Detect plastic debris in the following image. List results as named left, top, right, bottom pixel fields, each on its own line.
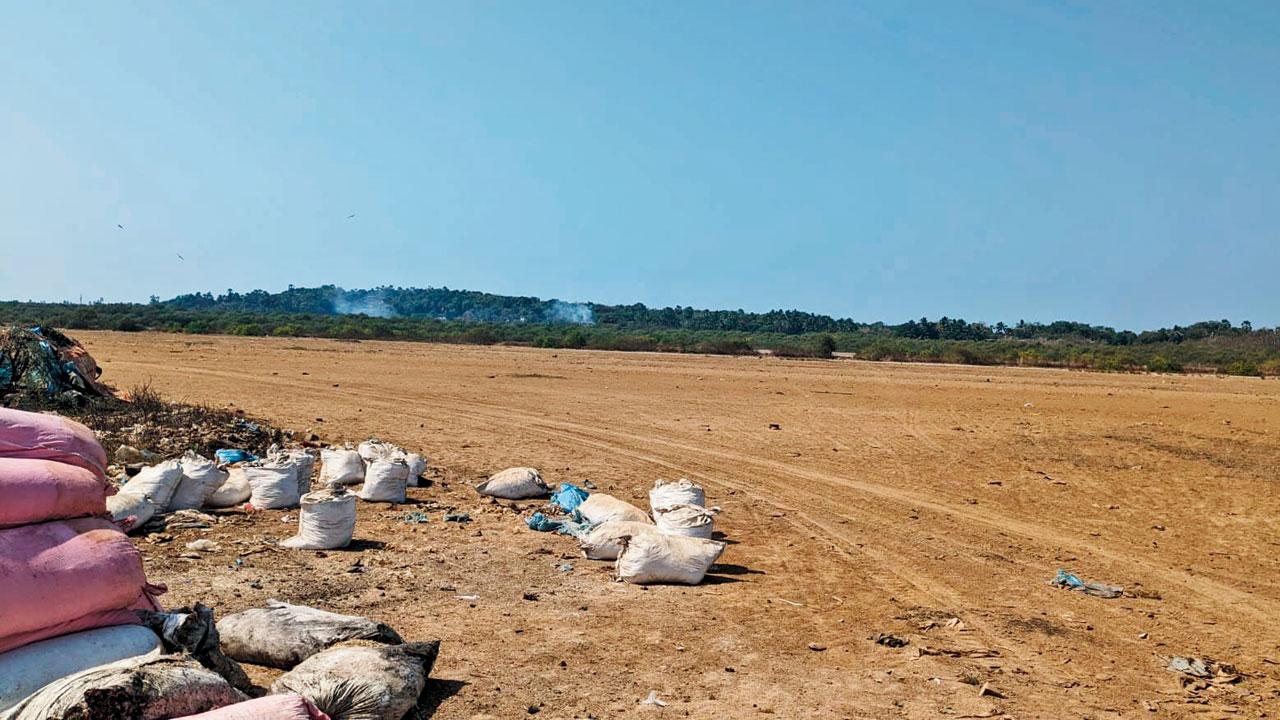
left=1050, top=569, right=1124, bottom=598
left=550, top=482, right=589, bottom=513
left=558, top=563, right=574, bottom=573
left=1167, top=656, right=1239, bottom=684
left=525, top=512, right=595, bottom=538
left=873, top=633, right=908, bottom=648
left=443, top=512, right=471, bottom=523
left=214, top=449, right=256, bottom=465
left=402, top=511, right=431, bottom=524
left=641, top=691, right=667, bottom=707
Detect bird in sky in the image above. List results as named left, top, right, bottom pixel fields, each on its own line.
left=117, top=224, right=123, bottom=229
left=346, top=213, right=356, bottom=219
left=176, top=253, right=185, bottom=260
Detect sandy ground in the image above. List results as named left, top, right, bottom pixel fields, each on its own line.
left=79, top=331, right=1280, bottom=719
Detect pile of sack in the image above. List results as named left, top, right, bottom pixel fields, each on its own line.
left=0, top=407, right=168, bottom=714
left=509, top=471, right=728, bottom=585
left=108, top=438, right=427, bottom=553
left=0, top=408, right=442, bottom=718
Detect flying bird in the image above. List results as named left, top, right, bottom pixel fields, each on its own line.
left=346, top=213, right=356, bottom=219
left=117, top=224, right=123, bottom=229
left=176, top=253, right=185, bottom=260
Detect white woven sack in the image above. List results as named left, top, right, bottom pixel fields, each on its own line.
left=319, top=449, right=365, bottom=485
left=649, top=478, right=705, bottom=511
left=577, top=493, right=652, bottom=525
left=358, top=459, right=408, bottom=503
left=615, top=533, right=725, bottom=585
left=280, top=488, right=357, bottom=550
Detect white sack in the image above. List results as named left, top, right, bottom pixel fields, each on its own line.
left=615, top=533, right=725, bottom=585
left=170, top=452, right=229, bottom=511
left=357, top=439, right=400, bottom=463
left=403, top=452, right=427, bottom=487
left=475, top=467, right=549, bottom=499
left=650, top=478, right=706, bottom=511
left=106, top=492, right=156, bottom=529
left=271, top=642, right=439, bottom=720
left=217, top=600, right=403, bottom=670
left=0, top=624, right=162, bottom=713
left=0, top=654, right=245, bottom=720
left=577, top=493, right=653, bottom=525
left=358, top=458, right=408, bottom=503
left=120, top=459, right=183, bottom=512
left=319, top=448, right=364, bottom=486
left=281, top=488, right=357, bottom=550
left=245, top=461, right=299, bottom=509
left=286, top=449, right=316, bottom=495
left=204, top=467, right=251, bottom=508
left=579, top=521, right=660, bottom=561
left=654, top=503, right=719, bottom=539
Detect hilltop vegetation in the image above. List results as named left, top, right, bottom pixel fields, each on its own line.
left=2, top=285, right=1278, bottom=375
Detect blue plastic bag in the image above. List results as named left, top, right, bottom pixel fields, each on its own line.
left=550, top=483, right=589, bottom=513
left=215, top=448, right=257, bottom=464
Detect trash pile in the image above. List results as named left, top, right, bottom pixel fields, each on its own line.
left=509, top=474, right=727, bottom=585
left=0, top=406, right=440, bottom=718
left=0, top=326, right=114, bottom=403
left=108, top=437, right=428, bottom=551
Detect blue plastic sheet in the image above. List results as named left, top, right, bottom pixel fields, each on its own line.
left=1050, top=569, right=1123, bottom=598
left=525, top=512, right=595, bottom=539
left=215, top=448, right=257, bottom=464
left=550, top=483, right=589, bottom=513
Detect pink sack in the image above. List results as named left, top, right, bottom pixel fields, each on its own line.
left=0, top=457, right=113, bottom=528
left=0, top=408, right=107, bottom=478
left=173, top=694, right=331, bottom=720
left=0, top=517, right=164, bottom=654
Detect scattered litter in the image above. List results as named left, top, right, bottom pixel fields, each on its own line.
left=164, top=509, right=219, bottom=530
left=873, top=633, right=908, bottom=648
left=456, top=594, right=479, bottom=601
left=550, top=482, right=590, bottom=513
left=522, top=591, right=539, bottom=601
left=977, top=682, right=1005, bottom=698
left=1049, top=569, right=1123, bottom=598
left=558, top=563, right=574, bottom=573
left=917, top=646, right=999, bottom=658
left=443, top=512, right=471, bottom=523
left=526, top=512, right=594, bottom=538
left=768, top=423, right=781, bottom=430
left=640, top=691, right=667, bottom=707
left=807, top=642, right=826, bottom=651
left=403, top=511, right=431, bottom=524
left=1166, top=656, right=1239, bottom=685
left=185, top=539, right=220, bottom=552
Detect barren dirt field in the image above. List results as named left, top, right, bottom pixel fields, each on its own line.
left=80, top=331, right=1280, bottom=719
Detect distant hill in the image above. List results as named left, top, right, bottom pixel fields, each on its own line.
left=2, top=285, right=1277, bottom=376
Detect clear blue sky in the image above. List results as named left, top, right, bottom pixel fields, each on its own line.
left=3, top=1, right=1277, bottom=330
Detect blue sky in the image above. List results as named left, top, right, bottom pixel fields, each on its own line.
left=2, top=1, right=1277, bottom=330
